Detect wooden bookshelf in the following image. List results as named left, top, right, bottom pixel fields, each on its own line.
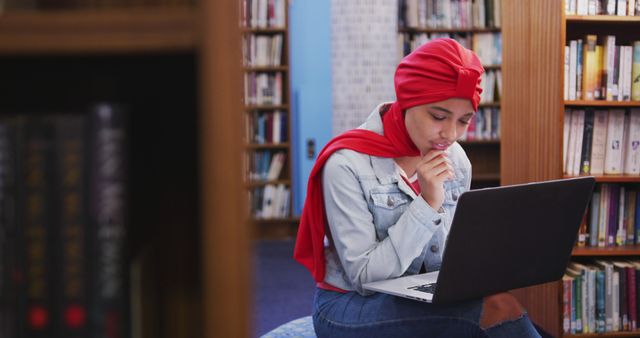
left=572, top=246, right=640, bottom=256
left=0, top=1, right=250, bottom=338
left=565, top=100, right=640, bottom=107
left=564, top=175, right=640, bottom=183
left=0, top=7, right=196, bottom=54
left=241, top=1, right=295, bottom=235
left=502, top=1, right=640, bottom=337
left=397, top=1, right=502, bottom=189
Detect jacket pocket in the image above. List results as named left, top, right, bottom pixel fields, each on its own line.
left=369, top=190, right=410, bottom=239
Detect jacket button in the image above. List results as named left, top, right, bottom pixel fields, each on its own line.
left=387, top=196, right=394, bottom=207
left=430, top=245, right=439, bottom=253
left=452, top=193, right=458, bottom=201
left=433, top=218, right=441, bottom=225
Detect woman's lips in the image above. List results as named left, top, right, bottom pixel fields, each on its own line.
left=431, top=142, right=451, bottom=150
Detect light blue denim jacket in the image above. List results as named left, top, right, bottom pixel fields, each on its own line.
left=321, top=103, right=472, bottom=295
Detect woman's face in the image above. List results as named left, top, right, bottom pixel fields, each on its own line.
left=404, top=98, right=475, bottom=155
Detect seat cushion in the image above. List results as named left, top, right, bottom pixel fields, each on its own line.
left=261, top=316, right=316, bottom=338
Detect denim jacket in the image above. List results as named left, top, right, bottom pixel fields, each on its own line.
left=321, top=103, right=472, bottom=295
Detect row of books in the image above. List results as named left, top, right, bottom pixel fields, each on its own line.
left=247, top=150, right=285, bottom=182
left=479, top=69, right=501, bottom=104
left=398, top=0, right=501, bottom=30
left=250, top=184, right=290, bottom=219
left=0, top=0, right=192, bottom=10
left=242, top=33, right=284, bottom=67
left=459, top=107, right=500, bottom=141
left=245, top=110, right=287, bottom=144
left=565, top=37, right=640, bottom=102
left=243, top=72, right=283, bottom=106
left=0, top=105, right=128, bottom=338
left=566, top=0, right=640, bottom=16
left=563, top=260, right=640, bottom=334
left=579, top=184, right=640, bottom=248
left=397, top=32, right=502, bottom=66
left=563, top=108, right=640, bottom=176
left=240, top=0, right=286, bottom=29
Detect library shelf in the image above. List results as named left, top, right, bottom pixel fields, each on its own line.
left=245, top=179, right=291, bottom=188
left=0, top=7, right=196, bottom=54
left=246, top=143, right=290, bottom=150
left=566, top=15, right=640, bottom=23
left=241, top=27, right=286, bottom=34
left=563, top=175, right=640, bottom=183
left=243, top=66, right=288, bottom=72
left=572, top=246, right=640, bottom=256
left=244, top=104, right=289, bottom=111
left=564, top=331, right=640, bottom=337
left=564, top=100, right=640, bottom=107
left=502, top=2, right=640, bottom=337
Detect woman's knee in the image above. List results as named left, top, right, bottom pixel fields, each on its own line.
left=479, top=293, right=525, bottom=329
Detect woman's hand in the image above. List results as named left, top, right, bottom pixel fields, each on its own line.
left=416, top=150, right=455, bottom=212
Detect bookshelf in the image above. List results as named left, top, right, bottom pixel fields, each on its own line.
left=0, top=1, right=249, bottom=338
left=502, top=1, right=640, bottom=337
left=240, top=0, right=298, bottom=238
left=397, top=0, right=502, bottom=189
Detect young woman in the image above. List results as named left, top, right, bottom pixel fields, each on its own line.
left=294, top=38, right=541, bottom=338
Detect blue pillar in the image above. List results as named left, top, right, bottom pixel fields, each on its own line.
left=290, top=0, right=333, bottom=216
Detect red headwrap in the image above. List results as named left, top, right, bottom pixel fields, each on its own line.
left=293, top=38, right=484, bottom=283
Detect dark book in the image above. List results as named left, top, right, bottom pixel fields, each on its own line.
left=20, top=117, right=57, bottom=338
left=0, top=119, right=18, bottom=338
left=580, top=109, right=595, bottom=175
left=53, top=115, right=88, bottom=338
left=86, top=103, right=129, bottom=338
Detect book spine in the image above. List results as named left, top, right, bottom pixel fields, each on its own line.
left=21, top=117, right=56, bottom=338
left=87, top=103, right=129, bottom=338
left=54, top=115, right=87, bottom=338
left=633, top=41, right=640, bottom=101
left=581, top=109, right=595, bottom=174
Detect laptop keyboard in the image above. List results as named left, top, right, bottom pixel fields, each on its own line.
left=409, top=283, right=437, bottom=294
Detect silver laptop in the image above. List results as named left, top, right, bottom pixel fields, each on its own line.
left=363, top=177, right=595, bottom=304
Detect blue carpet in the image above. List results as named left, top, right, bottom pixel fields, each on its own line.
left=253, top=239, right=316, bottom=337
left=253, top=239, right=555, bottom=338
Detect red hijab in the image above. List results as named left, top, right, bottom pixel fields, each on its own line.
left=293, top=38, right=485, bottom=282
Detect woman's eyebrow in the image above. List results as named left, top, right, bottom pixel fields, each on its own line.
left=429, top=106, right=475, bottom=117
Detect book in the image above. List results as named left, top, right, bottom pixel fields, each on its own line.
left=623, top=109, right=640, bottom=175
left=21, top=117, right=56, bottom=338
left=590, top=109, right=609, bottom=176
left=582, top=35, right=600, bottom=100
left=633, top=41, right=640, bottom=101
left=53, top=115, right=87, bottom=338
left=604, top=109, right=625, bottom=174
left=581, top=109, right=595, bottom=174
left=86, top=103, right=129, bottom=338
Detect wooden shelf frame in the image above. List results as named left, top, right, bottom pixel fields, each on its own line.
left=0, top=7, right=197, bottom=54
left=502, top=2, right=640, bottom=337
left=566, top=15, right=640, bottom=23
left=565, top=100, right=640, bottom=107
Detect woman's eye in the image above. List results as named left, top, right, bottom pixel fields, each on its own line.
left=431, top=114, right=446, bottom=121
left=459, top=119, right=471, bottom=125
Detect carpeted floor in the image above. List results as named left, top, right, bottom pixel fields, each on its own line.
left=253, top=239, right=316, bottom=337
left=253, top=239, right=555, bottom=338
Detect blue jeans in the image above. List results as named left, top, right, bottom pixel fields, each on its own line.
left=312, top=288, right=541, bottom=338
